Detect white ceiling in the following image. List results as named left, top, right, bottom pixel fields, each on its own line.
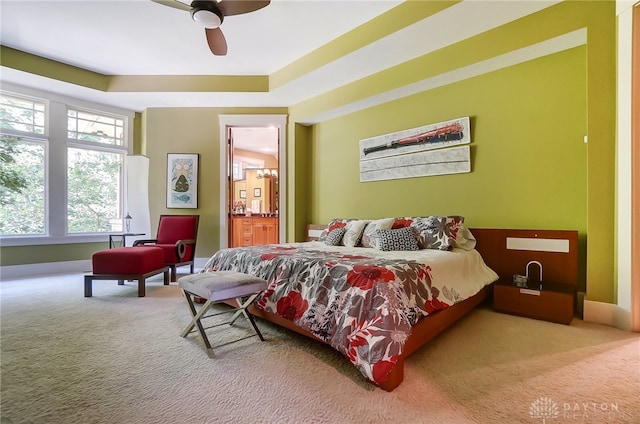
left=0, top=0, right=559, bottom=114
left=1, top=0, right=402, bottom=75
left=0, top=0, right=401, bottom=110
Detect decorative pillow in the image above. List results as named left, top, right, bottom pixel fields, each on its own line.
left=342, top=220, right=370, bottom=247
left=410, top=216, right=465, bottom=251
left=324, top=227, right=346, bottom=246
left=391, top=217, right=414, bottom=229
left=375, top=227, right=420, bottom=251
left=318, top=218, right=353, bottom=241
left=453, top=225, right=476, bottom=250
left=360, top=218, right=396, bottom=248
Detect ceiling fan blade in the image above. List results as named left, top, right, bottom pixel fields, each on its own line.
left=206, top=27, right=228, bottom=56
left=150, top=0, right=192, bottom=12
left=217, top=0, right=270, bottom=17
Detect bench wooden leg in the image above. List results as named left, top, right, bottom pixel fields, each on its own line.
left=84, top=276, right=93, bottom=297
left=84, top=267, right=168, bottom=297
left=137, top=278, right=146, bottom=297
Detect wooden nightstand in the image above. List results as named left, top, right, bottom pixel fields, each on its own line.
left=493, top=280, right=575, bottom=325
left=471, top=228, right=579, bottom=326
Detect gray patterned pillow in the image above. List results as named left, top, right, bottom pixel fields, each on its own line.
left=375, top=227, right=420, bottom=251
left=324, top=227, right=346, bottom=246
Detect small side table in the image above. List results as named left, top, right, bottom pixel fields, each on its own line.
left=109, top=233, right=145, bottom=249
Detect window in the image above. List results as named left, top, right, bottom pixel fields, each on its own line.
left=66, top=108, right=126, bottom=233
left=0, top=90, right=132, bottom=243
left=0, top=94, right=46, bottom=235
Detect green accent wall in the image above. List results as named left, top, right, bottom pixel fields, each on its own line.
left=287, top=1, right=615, bottom=304
left=303, top=46, right=588, bottom=290
left=307, top=47, right=586, bottom=224
left=290, top=123, right=312, bottom=242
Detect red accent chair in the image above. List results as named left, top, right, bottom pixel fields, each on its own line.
left=134, top=214, right=200, bottom=282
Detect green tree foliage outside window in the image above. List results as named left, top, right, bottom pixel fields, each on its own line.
left=67, top=148, right=122, bottom=233
left=0, top=137, right=46, bottom=234
left=0, top=91, right=47, bottom=235
left=1, top=93, right=127, bottom=236
left=66, top=108, right=125, bottom=233
left=0, top=136, right=28, bottom=201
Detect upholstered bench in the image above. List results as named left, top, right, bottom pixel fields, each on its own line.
left=178, top=271, right=268, bottom=357
left=85, top=246, right=169, bottom=297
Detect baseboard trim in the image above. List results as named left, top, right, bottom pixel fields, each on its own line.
left=583, top=299, right=631, bottom=331
left=1, top=260, right=92, bottom=280
left=1, top=257, right=211, bottom=281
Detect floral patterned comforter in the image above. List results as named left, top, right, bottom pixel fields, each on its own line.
left=201, top=241, right=498, bottom=385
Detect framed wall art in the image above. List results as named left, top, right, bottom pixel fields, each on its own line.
left=358, top=116, right=471, bottom=182
left=253, top=188, right=261, bottom=197
left=166, top=153, right=199, bottom=209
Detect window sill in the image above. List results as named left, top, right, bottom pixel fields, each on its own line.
left=0, top=234, right=112, bottom=247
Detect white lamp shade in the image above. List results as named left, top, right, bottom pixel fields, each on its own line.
left=126, top=155, right=151, bottom=243
left=192, top=10, right=222, bottom=28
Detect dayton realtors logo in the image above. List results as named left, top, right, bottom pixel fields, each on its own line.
left=529, top=397, right=636, bottom=422
left=529, top=396, right=560, bottom=423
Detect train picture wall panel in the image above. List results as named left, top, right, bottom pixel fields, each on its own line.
left=359, top=117, right=471, bottom=182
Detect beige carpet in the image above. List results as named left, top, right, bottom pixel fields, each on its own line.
left=1, top=273, right=639, bottom=424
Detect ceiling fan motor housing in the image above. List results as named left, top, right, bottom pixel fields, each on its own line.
left=190, top=1, right=224, bottom=28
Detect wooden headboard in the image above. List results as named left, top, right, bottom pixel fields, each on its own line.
left=471, top=228, right=579, bottom=290
left=306, top=224, right=327, bottom=241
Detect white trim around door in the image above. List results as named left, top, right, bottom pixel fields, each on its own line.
left=218, top=114, right=287, bottom=249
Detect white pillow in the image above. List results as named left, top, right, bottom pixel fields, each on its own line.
left=453, top=225, right=477, bottom=250
left=342, top=220, right=370, bottom=247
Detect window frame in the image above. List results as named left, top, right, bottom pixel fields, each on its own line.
left=65, top=106, right=128, bottom=235
left=0, top=84, right=135, bottom=246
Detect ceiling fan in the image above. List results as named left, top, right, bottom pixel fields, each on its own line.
left=151, top=0, right=270, bottom=56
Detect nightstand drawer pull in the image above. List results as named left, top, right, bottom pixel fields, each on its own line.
left=519, top=288, right=541, bottom=296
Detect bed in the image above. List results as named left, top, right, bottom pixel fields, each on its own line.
left=201, top=216, right=507, bottom=391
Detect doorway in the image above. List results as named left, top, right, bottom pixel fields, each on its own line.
left=229, top=127, right=280, bottom=247
left=218, top=114, right=287, bottom=250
